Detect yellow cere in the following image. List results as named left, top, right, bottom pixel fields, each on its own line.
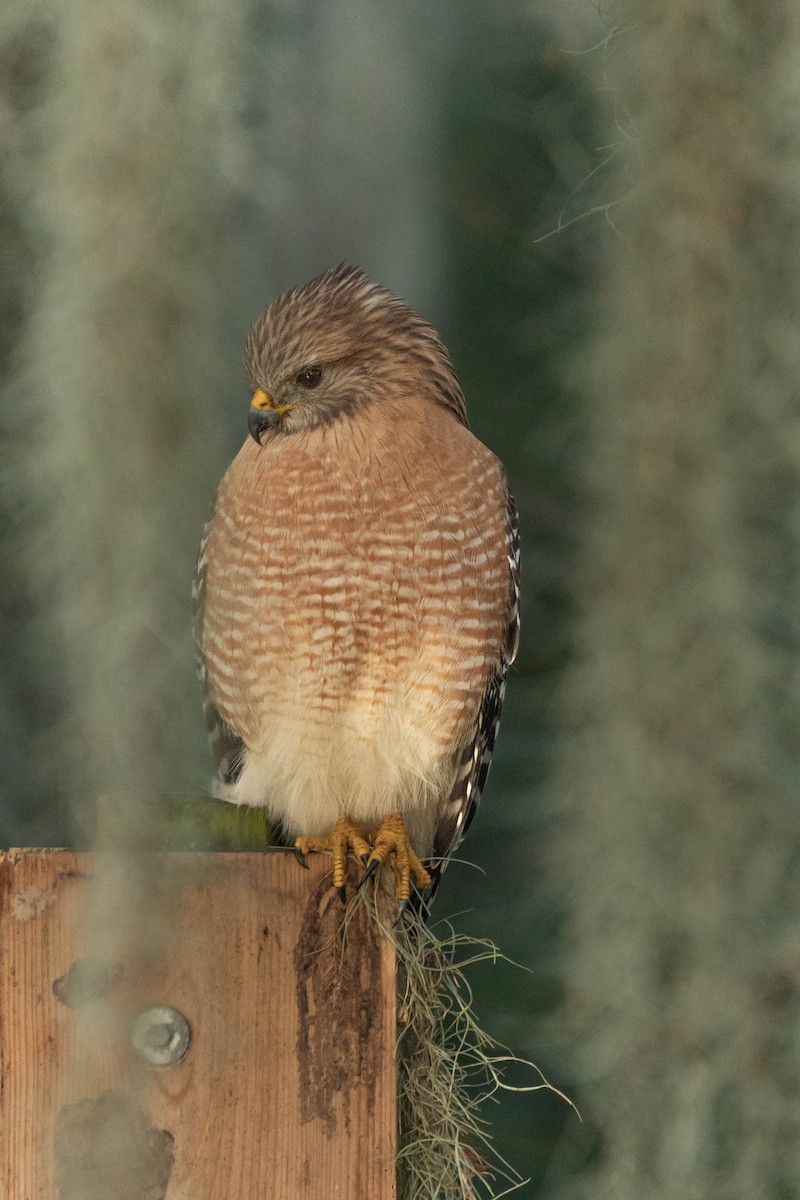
left=251, top=388, right=276, bottom=411
left=250, top=388, right=295, bottom=416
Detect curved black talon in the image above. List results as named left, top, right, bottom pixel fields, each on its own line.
left=358, top=858, right=380, bottom=889
left=394, top=899, right=411, bottom=927
left=294, top=847, right=309, bottom=869
left=338, top=884, right=347, bottom=904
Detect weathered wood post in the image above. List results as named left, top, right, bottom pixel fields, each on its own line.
left=0, top=848, right=396, bottom=1198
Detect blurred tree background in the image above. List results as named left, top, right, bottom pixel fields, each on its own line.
left=3, top=1, right=799, bottom=1196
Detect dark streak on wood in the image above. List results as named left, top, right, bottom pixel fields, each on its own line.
left=294, top=866, right=381, bottom=1134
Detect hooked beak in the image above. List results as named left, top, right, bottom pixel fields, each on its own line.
left=248, top=388, right=294, bottom=445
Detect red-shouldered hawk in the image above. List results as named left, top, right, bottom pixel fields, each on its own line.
left=194, top=265, right=519, bottom=909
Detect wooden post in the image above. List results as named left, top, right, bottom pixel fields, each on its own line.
left=0, top=849, right=396, bottom=1199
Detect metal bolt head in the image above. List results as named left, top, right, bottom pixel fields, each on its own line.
left=132, top=1005, right=191, bottom=1066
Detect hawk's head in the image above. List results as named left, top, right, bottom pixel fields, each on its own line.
left=243, top=264, right=466, bottom=443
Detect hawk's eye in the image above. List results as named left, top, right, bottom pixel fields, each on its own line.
left=296, top=366, right=323, bottom=389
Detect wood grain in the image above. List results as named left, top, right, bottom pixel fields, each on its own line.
left=0, top=849, right=396, bottom=1199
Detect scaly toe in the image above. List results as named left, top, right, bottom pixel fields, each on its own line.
left=364, top=813, right=432, bottom=904
left=294, top=817, right=373, bottom=900
left=294, top=834, right=333, bottom=860
left=407, top=846, right=432, bottom=891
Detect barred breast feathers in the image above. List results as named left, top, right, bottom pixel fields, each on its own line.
left=199, top=394, right=511, bottom=860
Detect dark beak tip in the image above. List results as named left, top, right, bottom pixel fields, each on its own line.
left=248, top=408, right=281, bottom=445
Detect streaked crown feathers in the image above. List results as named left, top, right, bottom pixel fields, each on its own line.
left=244, top=264, right=468, bottom=426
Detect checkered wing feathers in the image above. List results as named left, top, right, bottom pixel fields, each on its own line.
left=192, top=520, right=246, bottom=787
left=427, top=491, right=521, bottom=900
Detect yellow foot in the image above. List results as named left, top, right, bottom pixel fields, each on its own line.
left=295, top=816, right=372, bottom=900
left=365, top=813, right=432, bottom=907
